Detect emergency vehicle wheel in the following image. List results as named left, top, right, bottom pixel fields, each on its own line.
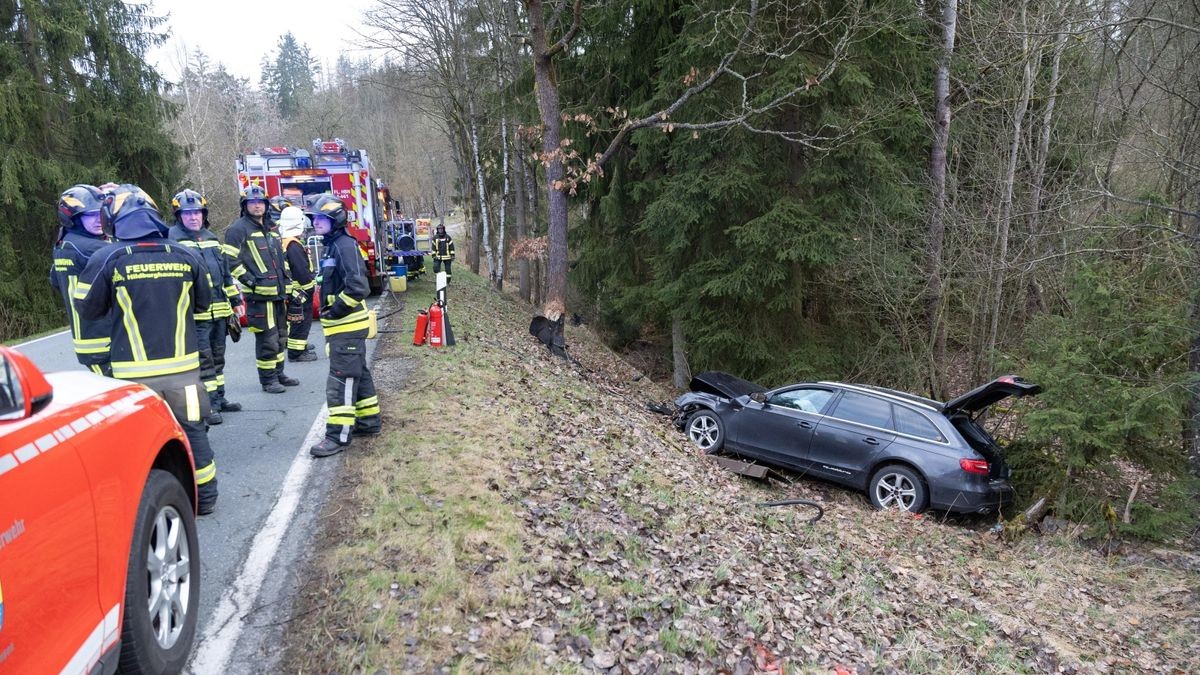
left=368, top=274, right=383, bottom=296
left=686, top=410, right=725, bottom=454
left=119, top=469, right=201, bottom=674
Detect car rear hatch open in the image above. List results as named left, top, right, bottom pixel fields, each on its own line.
left=941, top=375, right=1042, bottom=416
left=689, top=371, right=766, bottom=400
left=941, top=376, right=1042, bottom=479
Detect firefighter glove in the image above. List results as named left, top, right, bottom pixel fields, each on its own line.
left=227, top=315, right=243, bottom=342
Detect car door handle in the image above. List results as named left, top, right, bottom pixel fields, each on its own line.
left=862, top=437, right=880, bottom=445
left=796, top=421, right=814, bottom=429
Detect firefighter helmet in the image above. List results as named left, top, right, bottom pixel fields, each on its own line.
left=240, top=184, right=268, bottom=205
left=171, top=189, right=208, bottom=220
left=102, top=184, right=168, bottom=240
left=310, top=194, right=348, bottom=229
left=269, top=195, right=292, bottom=221
left=57, top=185, right=105, bottom=229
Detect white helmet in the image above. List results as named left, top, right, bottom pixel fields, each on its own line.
left=276, top=205, right=309, bottom=238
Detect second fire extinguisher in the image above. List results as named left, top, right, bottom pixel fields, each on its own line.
left=413, top=308, right=429, bottom=346
left=428, top=302, right=444, bottom=347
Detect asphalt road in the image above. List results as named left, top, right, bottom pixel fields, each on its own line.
left=14, top=290, right=404, bottom=673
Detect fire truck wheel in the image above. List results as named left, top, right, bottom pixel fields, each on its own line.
left=368, top=274, right=384, bottom=296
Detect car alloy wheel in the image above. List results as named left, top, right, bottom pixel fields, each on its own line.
left=120, top=469, right=200, bottom=673
left=874, top=471, right=919, bottom=511
left=146, top=504, right=192, bottom=649
left=687, top=412, right=722, bottom=452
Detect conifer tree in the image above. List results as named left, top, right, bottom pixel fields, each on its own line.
left=0, top=0, right=181, bottom=340
left=261, top=32, right=319, bottom=119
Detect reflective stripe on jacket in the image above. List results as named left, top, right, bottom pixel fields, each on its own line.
left=74, top=240, right=212, bottom=380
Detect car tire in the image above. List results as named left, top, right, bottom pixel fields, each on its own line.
left=119, top=469, right=201, bottom=674
left=868, top=464, right=928, bottom=513
left=686, top=409, right=725, bottom=454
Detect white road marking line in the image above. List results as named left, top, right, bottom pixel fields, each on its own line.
left=10, top=328, right=69, bottom=349
left=188, top=406, right=329, bottom=675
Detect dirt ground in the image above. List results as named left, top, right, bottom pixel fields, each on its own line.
left=280, top=269, right=1200, bottom=674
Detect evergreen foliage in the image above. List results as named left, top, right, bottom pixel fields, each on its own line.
left=0, top=0, right=181, bottom=341
left=260, top=32, right=318, bottom=119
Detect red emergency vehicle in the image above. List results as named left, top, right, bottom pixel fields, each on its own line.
left=235, top=138, right=390, bottom=295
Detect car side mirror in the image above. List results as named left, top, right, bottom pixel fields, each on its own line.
left=749, top=392, right=768, bottom=405
left=0, top=346, right=53, bottom=422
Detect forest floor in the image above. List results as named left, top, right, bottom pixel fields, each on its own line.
left=281, top=268, right=1199, bottom=674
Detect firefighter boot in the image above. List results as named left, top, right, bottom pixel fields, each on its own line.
left=217, top=388, right=243, bottom=412
left=262, top=381, right=286, bottom=394
left=353, top=422, right=383, bottom=436
left=279, top=373, right=300, bottom=387
left=290, top=350, right=318, bottom=362
left=206, top=394, right=224, bottom=425
left=310, top=438, right=346, bottom=458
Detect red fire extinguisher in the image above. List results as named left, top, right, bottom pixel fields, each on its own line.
left=413, top=309, right=429, bottom=346
left=428, top=302, right=444, bottom=347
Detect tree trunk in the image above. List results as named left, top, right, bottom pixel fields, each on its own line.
left=1023, top=19, right=1068, bottom=318
left=496, top=114, right=509, bottom=290
left=525, top=0, right=570, bottom=328
left=672, top=314, right=691, bottom=389
left=985, top=6, right=1037, bottom=366
left=467, top=97, right=495, bottom=281
left=513, top=138, right=530, bottom=300
left=521, top=154, right=537, bottom=301
left=925, top=0, right=957, bottom=400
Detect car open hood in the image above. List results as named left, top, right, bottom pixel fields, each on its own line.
left=689, top=371, right=766, bottom=399
left=941, top=375, right=1042, bottom=415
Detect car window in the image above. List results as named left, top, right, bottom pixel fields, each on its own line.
left=829, top=391, right=893, bottom=429
left=768, top=388, right=833, bottom=413
left=893, top=405, right=946, bottom=442
left=0, top=355, right=23, bottom=420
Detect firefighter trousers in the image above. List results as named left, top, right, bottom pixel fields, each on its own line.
left=287, top=299, right=313, bottom=356
left=247, top=299, right=288, bottom=384
left=196, top=317, right=228, bottom=404
left=433, top=258, right=452, bottom=281
left=133, top=372, right=218, bottom=508
left=325, top=336, right=380, bottom=444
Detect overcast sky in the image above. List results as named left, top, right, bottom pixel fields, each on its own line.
left=144, top=0, right=380, bottom=85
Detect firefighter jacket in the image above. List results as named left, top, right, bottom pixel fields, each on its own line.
left=432, top=234, right=455, bottom=261
left=318, top=230, right=371, bottom=339
left=223, top=215, right=289, bottom=301
left=169, top=224, right=240, bottom=321
left=50, top=229, right=113, bottom=359
left=74, top=238, right=213, bottom=380
left=282, top=237, right=316, bottom=295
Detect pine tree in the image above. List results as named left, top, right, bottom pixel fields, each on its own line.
left=261, top=32, right=319, bottom=119
left=0, top=0, right=182, bottom=341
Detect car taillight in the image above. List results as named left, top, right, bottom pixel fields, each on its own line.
left=960, top=458, right=990, bottom=475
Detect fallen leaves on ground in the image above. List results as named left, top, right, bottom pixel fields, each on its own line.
left=282, top=271, right=1200, bottom=674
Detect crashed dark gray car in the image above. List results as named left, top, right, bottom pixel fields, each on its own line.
left=674, top=372, right=1042, bottom=514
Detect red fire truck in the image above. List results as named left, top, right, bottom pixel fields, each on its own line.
left=235, top=138, right=390, bottom=294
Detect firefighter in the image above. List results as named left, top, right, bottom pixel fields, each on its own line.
left=224, top=185, right=300, bottom=393
left=308, top=195, right=380, bottom=458
left=432, top=223, right=455, bottom=282
left=50, top=184, right=113, bottom=376
left=278, top=205, right=318, bottom=362
left=169, top=189, right=243, bottom=424
left=268, top=195, right=292, bottom=230
left=75, top=185, right=219, bottom=514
